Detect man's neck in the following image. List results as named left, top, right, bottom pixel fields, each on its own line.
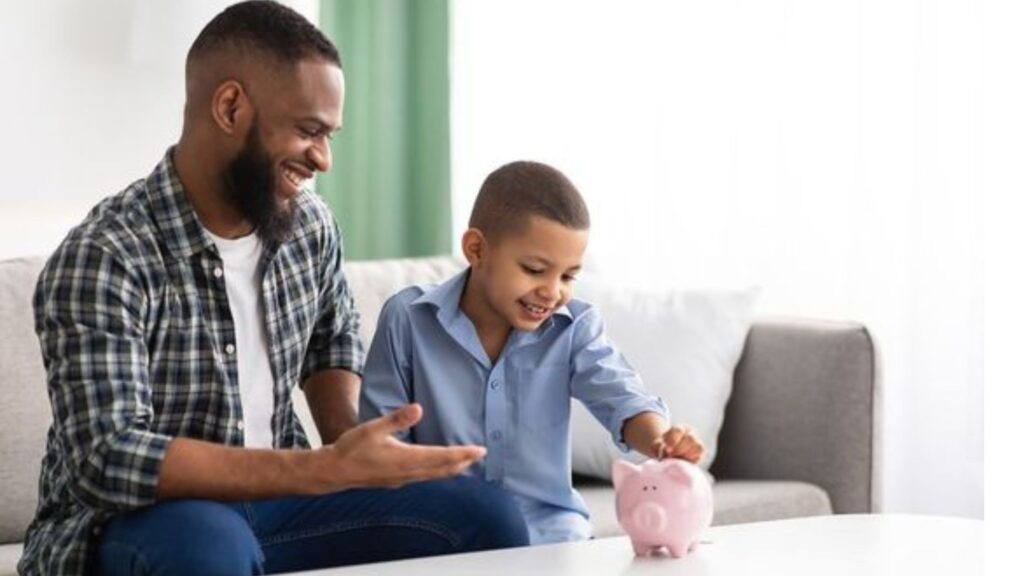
left=173, top=139, right=254, bottom=239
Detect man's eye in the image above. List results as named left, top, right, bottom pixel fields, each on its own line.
left=299, top=127, right=322, bottom=138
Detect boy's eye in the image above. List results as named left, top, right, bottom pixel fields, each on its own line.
left=520, top=265, right=543, bottom=275
left=562, top=274, right=577, bottom=283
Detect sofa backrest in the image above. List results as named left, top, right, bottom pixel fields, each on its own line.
left=0, top=256, right=50, bottom=544
left=292, top=256, right=466, bottom=445
left=0, top=254, right=466, bottom=544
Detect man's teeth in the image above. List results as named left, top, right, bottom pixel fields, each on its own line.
left=284, top=168, right=308, bottom=187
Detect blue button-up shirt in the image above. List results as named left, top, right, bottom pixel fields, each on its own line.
left=360, top=270, right=668, bottom=543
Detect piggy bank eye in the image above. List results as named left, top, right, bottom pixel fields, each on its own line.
left=643, top=486, right=648, bottom=491
left=653, top=486, right=658, bottom=491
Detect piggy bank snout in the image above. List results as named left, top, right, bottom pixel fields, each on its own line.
left=629, top=501, right=668, bottom=534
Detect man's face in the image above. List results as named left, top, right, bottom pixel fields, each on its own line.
left=223, top=59, right=344, bottom=243
left=470, top=216, right=589, bottom=332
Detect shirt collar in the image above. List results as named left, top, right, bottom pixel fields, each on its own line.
left=411, top=267, right=575, bottom=326
left=144, top=147, right=217, bottom=261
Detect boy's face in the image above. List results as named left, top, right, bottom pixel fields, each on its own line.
left=465, top=215, right=589, bottom=332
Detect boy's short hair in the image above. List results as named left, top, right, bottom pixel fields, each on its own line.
left=469, top=161, right=590, bottom=241
left=187, top=0, right=341, bottom=70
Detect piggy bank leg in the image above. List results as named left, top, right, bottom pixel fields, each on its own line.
left=665, top=543, right=688, bottom=558
left=631, top=540, right=653, bottom=556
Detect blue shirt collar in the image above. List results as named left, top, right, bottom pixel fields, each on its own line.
left=412, top=268, right=575, bottom=326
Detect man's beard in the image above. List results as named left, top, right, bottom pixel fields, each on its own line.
left=223, top=121, right=295, bottom=245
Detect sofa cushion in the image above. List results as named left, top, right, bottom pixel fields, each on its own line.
left=577, top=478, right=832, bottom=538
left=0, top=257, right=49, bottom=545
left=569, top=281, right=758, bottom=479
left=343, top=256, right=466, bottom=346
left=0, top=543, right=23, bottom=576
left=293, top=256, right=466, bottom=445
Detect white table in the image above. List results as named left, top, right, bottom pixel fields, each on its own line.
left=292, top=514, right=983, bottom=575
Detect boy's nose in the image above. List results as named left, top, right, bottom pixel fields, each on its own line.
left=537, top=282, right=559, bottom=302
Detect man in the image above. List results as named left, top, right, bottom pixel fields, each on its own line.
left=19, top=2, right=528, bottom=574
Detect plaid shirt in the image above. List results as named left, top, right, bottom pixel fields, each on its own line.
left=19, top=149, right=364, bottom=575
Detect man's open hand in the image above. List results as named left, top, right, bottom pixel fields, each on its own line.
left=315, top=404, right=486, bottom=492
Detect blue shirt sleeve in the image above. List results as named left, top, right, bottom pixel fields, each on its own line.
left=359, top=291, right=415, bottom=442
left=568, top=304, right=670, bottom=452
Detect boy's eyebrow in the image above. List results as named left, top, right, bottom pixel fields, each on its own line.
left=524, top=255, right=582, bottom=272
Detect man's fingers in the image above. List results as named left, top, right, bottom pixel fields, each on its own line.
left=363, top=404, right=424, bottom=436
left=405, top=443, right=487, bottom=466
left=385, top=444, right=485, bottom=485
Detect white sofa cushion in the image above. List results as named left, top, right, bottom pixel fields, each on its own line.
left=569, top=280, right=758, bottom=479
left=293, top=256, right=466, bottom=445
left=0, top=257, right=49, bottom=547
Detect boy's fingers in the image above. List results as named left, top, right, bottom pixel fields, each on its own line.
left=662, top=426, right=686, bottom=447
left=651, top=438, right=667, bottom=460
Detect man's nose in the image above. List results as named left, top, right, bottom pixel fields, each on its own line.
left=308, top=138, right=332, bottom=172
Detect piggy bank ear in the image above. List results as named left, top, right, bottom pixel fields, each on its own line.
left=611, top=459, right=641, bottom=488
left=662, top=459, right=694, bottom=485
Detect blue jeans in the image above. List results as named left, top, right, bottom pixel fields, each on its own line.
left=95, top=476, right=529, bottom=575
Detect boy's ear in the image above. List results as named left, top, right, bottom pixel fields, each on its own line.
left=461, top=228, right=487, bottom=266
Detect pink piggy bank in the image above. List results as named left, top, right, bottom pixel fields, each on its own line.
left=612, top=459, right=713, bottom=557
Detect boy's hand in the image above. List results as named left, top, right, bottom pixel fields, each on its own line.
left=652, top=425, right=704, bottom=464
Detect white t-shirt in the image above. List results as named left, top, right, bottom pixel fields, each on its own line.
left=206, top=228, right=276, bottom=449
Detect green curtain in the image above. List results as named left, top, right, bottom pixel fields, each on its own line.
left=317, top=0, right=450, bottom=260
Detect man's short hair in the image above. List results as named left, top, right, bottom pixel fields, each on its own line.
left=469, top=161, right=590, bottom=242
left=187, top=0, right=340, bottom=69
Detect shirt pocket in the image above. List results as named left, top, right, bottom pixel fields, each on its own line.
left=515, top=365, right=571, bottom=432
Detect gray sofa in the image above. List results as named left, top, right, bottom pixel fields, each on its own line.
left=0, top=255, right=880, bottom=574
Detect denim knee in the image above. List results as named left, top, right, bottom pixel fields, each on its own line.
left=447, top=477, right=530, bottom=550
left=97, top=500, right=262, bottom=576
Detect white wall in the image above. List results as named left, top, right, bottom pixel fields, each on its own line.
left=451, top=0, right=984, bottom=518
left=0, top=0, right=317, bottom=260
left=0, top=0, right=987, bottom=521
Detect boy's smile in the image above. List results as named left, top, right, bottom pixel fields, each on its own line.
left=461, top=215, right=589, bottom=358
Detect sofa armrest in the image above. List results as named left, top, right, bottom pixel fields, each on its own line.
left=710, top=319, right=881, bottom=514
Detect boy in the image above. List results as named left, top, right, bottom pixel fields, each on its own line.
left=360, top=161, right=704, bottom=543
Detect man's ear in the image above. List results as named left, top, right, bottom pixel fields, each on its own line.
left=211, top=80, right=252, bottom=136
left=461, top=228, right=487, bottom=266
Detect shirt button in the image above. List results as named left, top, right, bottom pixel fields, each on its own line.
left=225, top=343, right=236, bottom=355
left=237, top=420, right=245, bottom=431
left=213, top=267, right=224, bottom=278
left=489, top=430, right=503, bottom=441
left=489, top=380, right=500, bottom=390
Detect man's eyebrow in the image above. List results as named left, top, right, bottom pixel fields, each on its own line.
left=298, top=117, right=341, bottom=132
